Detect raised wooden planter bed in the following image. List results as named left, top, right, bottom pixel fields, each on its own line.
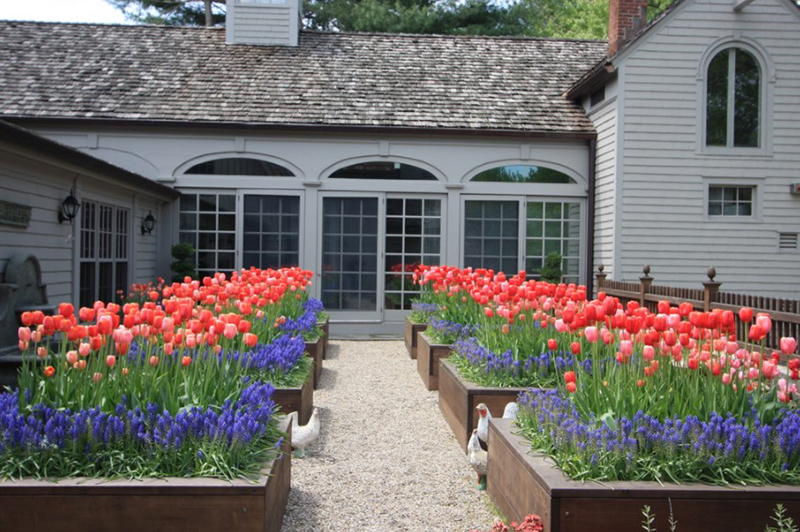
left=0, top=417, right=292, bottom=532
left=487, top=418, right=800, bottom=532
left=273, top=366, right=313, bottom=425
left=318, top=317, right=329, bottom=359
left=305, top=336, right=324, bottom=389
left=417, top=332, right=451, bottom=391
left=438, top=358, right=524, bottom=453
left=404, top=316, right=427, bottom=360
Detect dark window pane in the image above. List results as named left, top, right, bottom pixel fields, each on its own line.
left=706, top=49, right=729, bottom=146
left=472, top=165, right=574, bottom=184
left=734, top=49, right=760, bottom=148
left=186, top=158, right=294, bottom=176
left=329, top=162, right=437, bottom=180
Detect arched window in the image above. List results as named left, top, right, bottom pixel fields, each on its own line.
left=706, top=47, right=761, bottom=148
left=185, top=158, right=295, bottom=176
left=471, top=165, right=575, bottom=184
left=329, top=162, right=437, bottom=180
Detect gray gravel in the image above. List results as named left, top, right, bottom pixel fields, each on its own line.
left=282, top=340, right=498, bottom=532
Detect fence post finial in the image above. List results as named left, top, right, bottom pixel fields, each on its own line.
left=639, top=265, right=653, bottom=307
left=596, top=264, right=607, bottom=292
left=702, top=265, right=721, bottom=312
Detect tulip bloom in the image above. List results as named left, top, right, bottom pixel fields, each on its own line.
left=564, top=371, right=576, bottom=384
left=584, top=326, right=599, bottom=343
left=780, top=337, right=798, bottom=355
left=547, top=338, right=557, bottom=351
left=43, top=366, right=55, bottom=378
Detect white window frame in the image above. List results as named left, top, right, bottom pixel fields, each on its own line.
left=237, top=189, right=305, bottom=271
left=176, top=189, right=238, bottom=279
left=696, top=36, right=774, bottom=157
left=459, top=194, right=586, bottom=284
left=78, top=198, right=131, bottom=307
left=702, top=177, right=763, bottom=222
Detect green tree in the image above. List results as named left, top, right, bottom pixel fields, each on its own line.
left=108, top=0, right=676, bottom=38
left=107, top=0, right=226, bottom=26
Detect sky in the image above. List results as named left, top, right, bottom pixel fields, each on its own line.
left=1, top=0, right=130, bottom=24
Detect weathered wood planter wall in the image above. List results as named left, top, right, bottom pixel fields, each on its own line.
left=318, top=317, right=329, bottom=360
left=273, top=367, right=314, bottom=425
left=404, top=317, right=427, bottom=360
left=416, top=332, right=451, bottom=391
left=0, top=418, right=293, bottom=532
left=305, top=336, right=324, bottom=389
left=438, top=359, right=524, bottom=452
left=487, top=419, right=800, bottom=532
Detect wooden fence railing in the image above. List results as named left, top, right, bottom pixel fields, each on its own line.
left=596, top=265, right=800, bottom=356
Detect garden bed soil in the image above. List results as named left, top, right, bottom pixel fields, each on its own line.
left=273, top=366, right=314, bottom=425
left=438, top=359, right=525, bottom=453
left=487, top=418, right=800, bottom=532
left=318, top=317, right=329, bottom=359
left=305, top=336, right=324, bottom=389
left=417, top=332, right=451, bottom=391
left=404, top=316, right=427, bottom=360
left=0, top=417, right=293, bottom=532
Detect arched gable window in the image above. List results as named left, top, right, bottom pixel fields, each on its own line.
left=706, top=47, right=761, bottom=148
left=471, top=165, right=576, bottom=184
left=329, top=162, right=437, bottom=180
left=185, top=158, right=295, bottom=176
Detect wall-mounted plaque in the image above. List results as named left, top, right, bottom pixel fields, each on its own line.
left=0, top=200, right=32, bottom=228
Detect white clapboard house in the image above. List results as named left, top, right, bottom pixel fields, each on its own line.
left=1, top=0, right=798, bottom=336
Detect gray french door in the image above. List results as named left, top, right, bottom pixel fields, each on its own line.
left=240, top=193, right=302, bottom=269
left=320, top=196, right=380, bottom=319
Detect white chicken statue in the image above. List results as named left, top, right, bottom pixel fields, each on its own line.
left=502, top=401, right=518, bottom=421
left=286, top=408, right=320, bottom=458
left=468, top=428, right=488, bottom=490
left=475, top=402, right=492, bottom=445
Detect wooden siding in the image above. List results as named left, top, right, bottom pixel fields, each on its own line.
left=0, top=144, right=172, bottom=308
left=0, top=151, right=77, bottom=303
left=588, top=95, right=617, bottom=278
left=616, top=0, right=800, bottom=298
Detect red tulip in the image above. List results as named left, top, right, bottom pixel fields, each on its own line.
left=563, top=371, right=576, bottom=384
left=780, top=337, right=798, bottom=355
left=566, top=382, right=577, bottom=393
left=547, top=338, right=557, bottom=351
left=739, top=307, right=753, bottom=323
left=44, top=366, right=55, bottom=378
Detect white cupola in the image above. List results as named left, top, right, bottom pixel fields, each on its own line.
left=226, top=0, right=302, bottom=47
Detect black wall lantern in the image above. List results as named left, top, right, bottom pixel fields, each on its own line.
left=58, top=189, right=81, bottom=224
left=141, top=211, right=156, bottom=235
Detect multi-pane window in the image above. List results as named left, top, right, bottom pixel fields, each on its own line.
left=464, top=201, right=519, bottom=273
left=708, top=185, right=754, bottom=217
left=179, top=193, right=236, bottom=279
left=525, top=202, right=581, bottom=283
left=79, top=201, right=129, bottom=308
left=385, top=198, right=442, bottom=310
left=463, top=199, right=582, bottom=282
left=242, top=195, right=300, bottom=269
left=321, top=198, right=379, bottom=311
left=706, top=47, right=761, bottom=148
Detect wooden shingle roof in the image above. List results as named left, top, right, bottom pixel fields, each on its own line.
left=0, top=21, right=606, bottom=135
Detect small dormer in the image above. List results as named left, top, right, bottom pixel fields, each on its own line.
left=226, top=0, right=302, bottom=47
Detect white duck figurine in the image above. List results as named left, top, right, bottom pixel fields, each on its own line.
left=468, top=428, right=488, bottom=490
left=502, top=402, right=518, bottom=421
left=286, top=408, right=320, bottom=458
left=475, top=402, right=492, bottom=444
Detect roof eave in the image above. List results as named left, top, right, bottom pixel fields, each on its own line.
left=0, top=119, right=180, bottom=200
left=4, top=116, right=598, bottom=142
left=564, top=62, right=616, bottom=101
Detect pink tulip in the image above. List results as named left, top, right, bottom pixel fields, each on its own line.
left=18, top=327, right=31, bottom=342
left=163, top=342, right=174, bottom=355
left=93, top=372, right=103, bottom=383
left=106, top=355, right=116, bottom=368
left=780, top=337, right=798, bottom=355
left=554, top=319, right=568, bottom=333
left=643, top=345, right=655, bottom=361
left=37, top=347, right=48, bottom=358
left=749, top=367, right=760, bottom=380
left=66, top=351, right=78, bottom=365
left=619, top=340, right=633, bottom=356
left=223, top=322, right=238, bottom=339
left=584, top=326, right=599, bottom=343
left=722, top=373, right=732, bottom=385
left=668, top=314, right=682, bottom=328
left=18, top=341, right=28, bottom=351
left=756, top=313, right=772, bottom=334
left=762, top=361, right=779, bottom=379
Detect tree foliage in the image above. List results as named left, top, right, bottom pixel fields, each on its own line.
left=107, top=0, right=678, bottom=39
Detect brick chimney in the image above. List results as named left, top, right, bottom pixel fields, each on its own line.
left=608, top=0, right=648, bottom=56
left=226, top=0, right=302, bottom=47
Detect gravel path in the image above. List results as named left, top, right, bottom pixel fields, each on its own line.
left=282, top=340, right=498, bottom=532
